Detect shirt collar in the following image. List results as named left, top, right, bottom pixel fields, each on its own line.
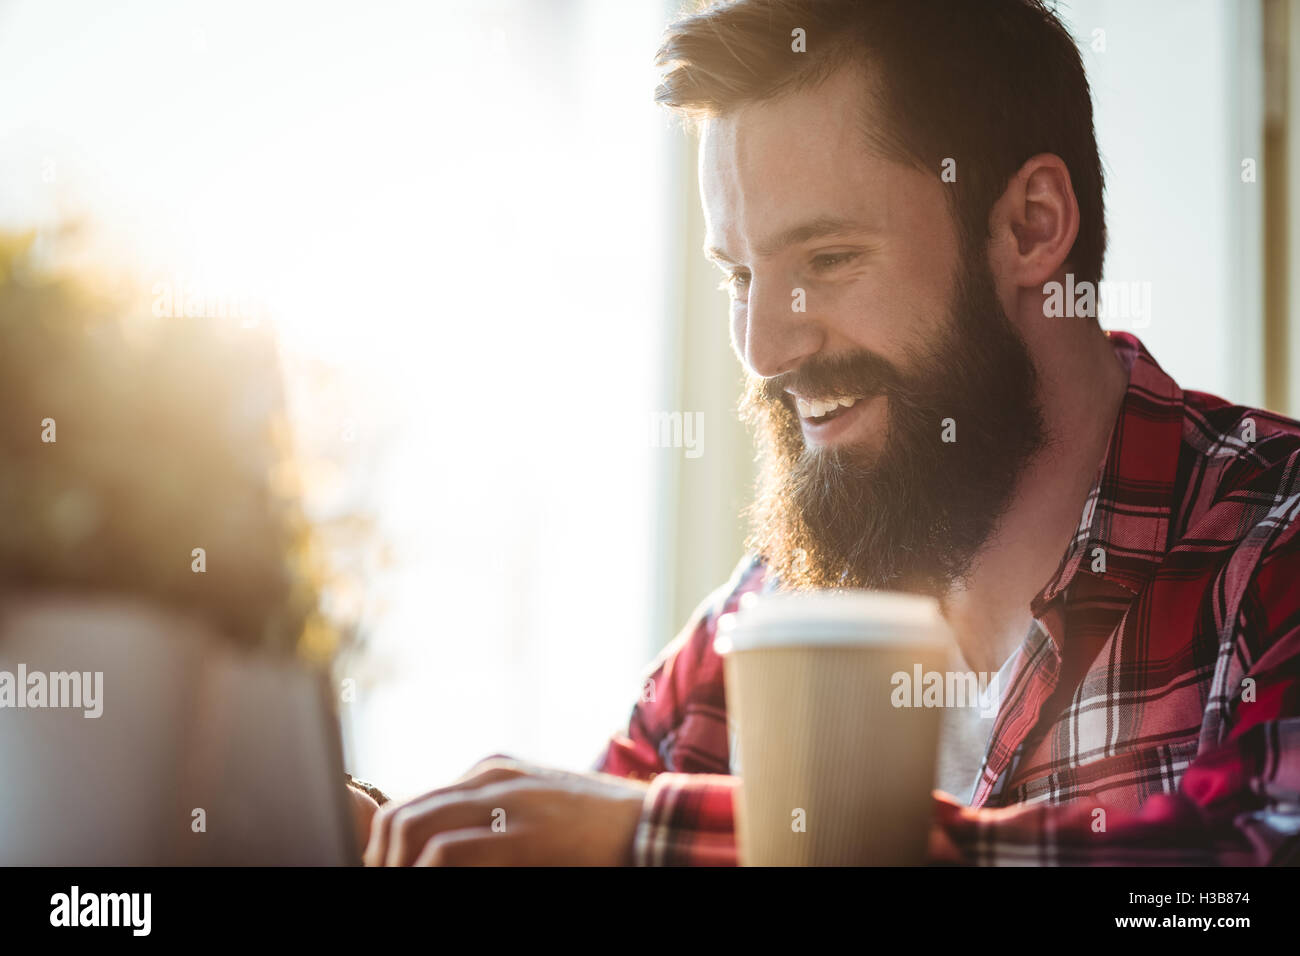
left=1030, top=331, right=1186, bottom=622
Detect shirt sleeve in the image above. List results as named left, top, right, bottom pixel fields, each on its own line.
left=593, top=554, right=764, bottom=864
left=934, top=529, right=1300, bottom=866
left=632, top=773, right=741, bottom=866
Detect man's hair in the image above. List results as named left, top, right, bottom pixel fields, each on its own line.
left=655, top=0, right=1106, bottom=285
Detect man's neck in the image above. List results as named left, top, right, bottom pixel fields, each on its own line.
left=941, top=311, right=1130, bottom=674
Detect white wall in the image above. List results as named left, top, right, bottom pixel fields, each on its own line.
left=1055, top=0, right=1265, bottom=404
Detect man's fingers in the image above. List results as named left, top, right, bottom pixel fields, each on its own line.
left=384, top=794, right=497, bottom=867
left=452, top=754, right=526, bottom=784
left=363, top=764, right=528, bottom=866
left=451, top=755, right=571, bottom=786
left=385, top=780, right=547, bottom=866
left=347, top=785, right=380, bottom=852
left=413, top=826, right=536, bottom=866
left=372, top=778, right=542, bottom=866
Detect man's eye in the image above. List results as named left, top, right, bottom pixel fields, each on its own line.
left=718, top=270, right=751, bottom=293
left=811, top=251, right=861, bottom=272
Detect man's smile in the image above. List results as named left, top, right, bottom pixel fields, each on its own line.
left=785, top=388, right=887, bottom=446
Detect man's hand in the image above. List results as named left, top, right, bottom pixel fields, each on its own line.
left=348, top=784, right=381, bottom=851
left=363, top=756, right=650, bottom=866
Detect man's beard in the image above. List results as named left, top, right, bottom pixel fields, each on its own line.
left=740, top=250, right=1047, bottom=597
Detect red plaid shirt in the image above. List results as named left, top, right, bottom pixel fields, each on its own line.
left=595, top=332, right=1300, bottom=865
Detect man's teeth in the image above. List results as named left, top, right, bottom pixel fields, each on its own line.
left=795, top=395, right=862, bottom=419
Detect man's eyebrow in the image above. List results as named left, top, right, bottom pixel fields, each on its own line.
left=704, top=215, right=874, bottom=265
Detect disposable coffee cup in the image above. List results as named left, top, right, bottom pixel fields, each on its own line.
left=715, top=589, right=951, bottom=865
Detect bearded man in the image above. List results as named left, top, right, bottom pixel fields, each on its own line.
left=361, top=0, right=1300, bottom=866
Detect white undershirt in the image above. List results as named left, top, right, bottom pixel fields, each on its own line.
left=933, top=641, right=1020, bottom=805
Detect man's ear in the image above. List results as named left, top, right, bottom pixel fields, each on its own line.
left=987, top=153, right=1080, bottom=289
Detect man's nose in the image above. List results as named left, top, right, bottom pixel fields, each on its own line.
left=740, top=275, right=823, bottom=379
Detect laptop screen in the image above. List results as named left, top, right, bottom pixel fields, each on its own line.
left=0, top=594, right=357, bottom=866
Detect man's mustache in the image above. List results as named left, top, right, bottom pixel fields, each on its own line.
left=750, top=350, right=904, bottom=409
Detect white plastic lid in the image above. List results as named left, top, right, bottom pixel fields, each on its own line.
left=714, top=589, right=950, bottom=653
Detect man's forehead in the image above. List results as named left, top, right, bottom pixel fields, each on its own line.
left=698, top=109, right=890, bottom=257
left=695, top=68, right=951, bottom=262
left=698, top=85, right=872, bottom=186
